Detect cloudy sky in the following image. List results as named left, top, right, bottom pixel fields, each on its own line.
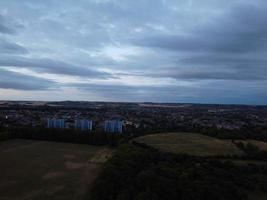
left=0, top=0, right=266, bottom=104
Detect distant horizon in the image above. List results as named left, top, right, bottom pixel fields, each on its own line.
left=0, top=99, right=266, bottom=107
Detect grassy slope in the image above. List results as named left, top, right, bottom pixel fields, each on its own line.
left=0, top=139, right=113, bottom=200
left=133, top=132, right=243, bottom=156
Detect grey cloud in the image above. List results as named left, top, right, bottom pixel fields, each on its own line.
left=178, top=56, right=267, bottom=80
left=150, top=67, right=267, bottom=81
left=0, top=39, right=28, bottom=54
left=0, top=68, right=56, bottom=90
left=68, top=81, right=267, bottom=105
left=133, top=34, right=266, bottom=53
left=0, top=56, right=111, bottom=78
left=69, top=83, right=192, bottom=102
left=179, top=56, right=267, bottom=66
left=0, top=24, right=15, bottom=34
left=0, top=14, right=15, bottom=34
left=129, top=1, right=267, bottom=83
left=148, top=55, right=267, bottom=81
left=132, top=2, right=267, bottom=54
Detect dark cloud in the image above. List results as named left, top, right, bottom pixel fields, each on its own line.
left=0, top=14, right=15, bottom=34
left=0, top=68, right=56, bottom=90
left=0, top=39, right=28, bottom=54
left=149, top=67, right=267, bottom=81
left=133, top=34, right=266, bottom=53
left=0, top=56, right=111, bottom=78
left=69, top=81, right=267, bottom=105
left=175, top=56, right=267, bottom=80
left=129, top=1, right=267, bottom=84
left=132, top=2, right=267, bottom=54
left=148, top=55, right=267, bottom=80
left=68, top=83, right=192, bottom=102
left=0, top=24, right=15, bottom=34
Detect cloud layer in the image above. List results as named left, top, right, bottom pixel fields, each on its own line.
left=0, top=68, right=56, bottom=90
left=0, top=0, right=266, bottom=104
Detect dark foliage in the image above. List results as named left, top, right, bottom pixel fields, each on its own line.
left=90, top=145, right=267, bottom=200
left=0, top=131, right=12, bottom=142
left=6, top=127, right=122, bottom=146
left=234, top=141, right=267, bottom=160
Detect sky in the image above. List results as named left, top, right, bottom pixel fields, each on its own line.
left=0, top=0, right=267, bottom=105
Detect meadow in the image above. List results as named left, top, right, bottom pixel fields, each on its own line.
left=0, top=139, right=113, bottom=200
left=133, top=132, right=243, bottom=156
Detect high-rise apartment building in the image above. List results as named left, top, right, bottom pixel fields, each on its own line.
left=104, top=120, right=123, bottom=133
left=47, top=119, right=65, bottom=129
left=75, top=119, right=93, bottom=131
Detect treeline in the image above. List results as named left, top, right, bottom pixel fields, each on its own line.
left=201, top=125, right=267, bottom=141
left=90, top=144, right=267, bottom=200
left=234, top=141, right=267, bottom=160
left=4, top=127, right=122, bottom=146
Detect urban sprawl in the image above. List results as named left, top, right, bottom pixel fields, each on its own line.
left=1, top=101, right=267, bottom=138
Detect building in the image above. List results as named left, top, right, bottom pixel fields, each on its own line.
left=75, top=119, right=93, bottom=131
left=104, top=120, right=123, bottom=133
left=47, top=118, right=65, bottom=129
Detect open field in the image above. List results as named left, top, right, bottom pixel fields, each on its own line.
left=0, top=139, right=113, bottom=200
left=133, top=132, right=243, bottom=156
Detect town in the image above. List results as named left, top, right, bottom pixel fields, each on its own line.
left=1, top=101, right=267, bottom=139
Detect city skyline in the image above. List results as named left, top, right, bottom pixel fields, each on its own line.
left=0, top=0, right=267, bottom=105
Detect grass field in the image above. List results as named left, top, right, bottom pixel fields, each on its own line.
left=133, top=132, right=243, bottom=156
left=0, top=139, right=113, bottom=200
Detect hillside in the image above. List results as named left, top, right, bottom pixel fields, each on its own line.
left=133, top=132, right=243, bottom=156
